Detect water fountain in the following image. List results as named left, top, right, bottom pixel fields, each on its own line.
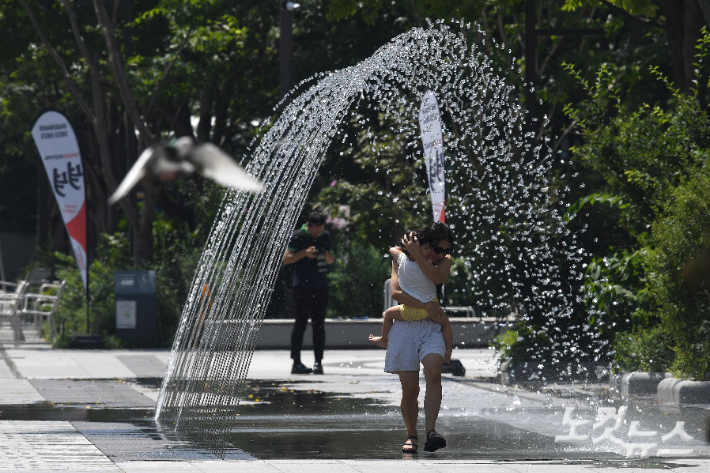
left=155, top=19, right=589, bottom=456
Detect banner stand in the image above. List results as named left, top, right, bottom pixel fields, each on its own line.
left=31, top=110, right=95, bottom=341
left=418, top=90, right=446, bottom=223
left=418, top=90, right=463, bottom=373
left=419, top=92, right=447, bottom=299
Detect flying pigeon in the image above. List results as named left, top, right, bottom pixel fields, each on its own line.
left=108, top=137, right=263, bottom=204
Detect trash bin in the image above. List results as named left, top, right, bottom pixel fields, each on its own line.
left=115, top=270, right=156, bottom=340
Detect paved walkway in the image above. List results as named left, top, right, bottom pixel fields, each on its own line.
left=0, top=324, right=708, bottom=472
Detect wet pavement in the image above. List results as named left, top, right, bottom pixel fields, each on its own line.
left=228, top=378, right=710, bottom=461
left=228, top=381, right=578, bottom=461
left=0, top=325, right=709, bottom=472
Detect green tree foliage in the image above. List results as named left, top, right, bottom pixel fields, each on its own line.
left=646, top=171, right=710, bottom=378
left=561, top=35, right=710, bottom=379
left=563, top=0, right=659, bottom=17
left=311, top=0, right=683, bottom=321
left=327, top=0, right=487, bottom=26
left=5, top=0, right=710, bottom=355
left=315, top=107, right=431, bottom=249
left=0, top=0, right=283, bottom=264
left=612, top=324, right=675, bottom=373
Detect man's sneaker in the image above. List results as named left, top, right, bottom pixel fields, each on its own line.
left=291, top=362, right=313, bottom=374
left=313, top=361, right=324, bottom=374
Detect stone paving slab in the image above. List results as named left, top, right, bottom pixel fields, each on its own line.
left=0, top=358, right=14, bottom=379
left=73, top=422, right=254, bottom=462
left=1, top=346, right=500, bottom=381
left=0, top=420, right=119, bottom=471
left=111, top=459, right=710, bottom=473
left=125, top=381, right=161, bottom=403
left=0, top=380, right=44, bottom=405
left=115, top=355, right=167, bottom=379
left=6, top=348, right=136, bottom=380
left=28, top=380, right=156, bottom=408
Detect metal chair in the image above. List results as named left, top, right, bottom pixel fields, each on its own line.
left=0, top=281, right=30, bottom=347
left=20, top=281, right=67, bottom=343
left=0, top=280, right=24, bottom=295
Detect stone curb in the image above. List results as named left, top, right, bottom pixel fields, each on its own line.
left=255, top=317, right=514, bottom=349
left=657, top=378, right=710, bottom=406
left=498, top=360, right=610, bottom=385
left=619, top=371, right=671, bottom=397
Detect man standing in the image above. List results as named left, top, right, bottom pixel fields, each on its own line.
left=283, top=211, right=334, bottom=374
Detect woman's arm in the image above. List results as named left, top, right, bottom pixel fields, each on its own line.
left=403, top=235, right=452, bottom=285
left=390, top=260, right=440, bottom=312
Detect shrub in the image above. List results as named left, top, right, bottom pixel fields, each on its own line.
left=46, top=219, right=202, bottom=348
left=51, top=253, right=123, bottom=348
left=327, top=241, right=391, bottom=318
left=613, top=325, right=675, bottom=373
left=554, top=43, right=710, bottom=379
left=646, top=168, right=710, bottom=379
left=492, top=324, right=553, bottom=365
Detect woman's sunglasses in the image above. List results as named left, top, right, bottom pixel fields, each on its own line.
left=432, top=245, right=452, bottom=256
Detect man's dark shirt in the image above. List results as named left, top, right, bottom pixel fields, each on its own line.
left=287, top=225, right=332, bottom=289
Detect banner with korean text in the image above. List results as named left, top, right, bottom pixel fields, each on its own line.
left=31, top=111, right=87, bottom=289
left=418, top=90, right=446, bottom=222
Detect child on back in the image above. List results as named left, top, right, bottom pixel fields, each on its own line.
left=369, top=231, right=453, bottom=363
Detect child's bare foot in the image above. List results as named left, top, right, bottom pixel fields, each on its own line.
left=369, top=334, right=388, bottom=348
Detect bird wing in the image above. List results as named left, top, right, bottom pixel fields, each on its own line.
left=190, top=143, right=264, bottom=192
left=108, top=146, right=153, bottom=204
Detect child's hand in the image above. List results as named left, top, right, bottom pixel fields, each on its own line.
left=445, top=350, right=452, bottom=364
left=403, top=232, right=421, bottom=257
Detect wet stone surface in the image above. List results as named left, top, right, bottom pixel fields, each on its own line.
left=0, top=378, right=252, bottom=461
left=1, top=377, right=708, bottom=463
left=227, top=379, right=710, bottom=461
left=228, top=380, right=608, bottom=460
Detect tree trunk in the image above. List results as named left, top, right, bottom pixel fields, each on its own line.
left=665, top=0, right=687, bottom=89
left=212, top=83, right=234, bottom=146
left=36, top=170, right=50, bottom=250
left=133, top=191, right=157, bottom=266
left=197, top=85, right=214, bottom=143
left=49, top=202, right=67, bottom=253
left=173, top=99, right=195, bottom=139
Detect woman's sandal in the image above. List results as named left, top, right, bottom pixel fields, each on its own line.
left=424, top=430, right=447, bottom=452
left=402, top=435, right=418, bottom=454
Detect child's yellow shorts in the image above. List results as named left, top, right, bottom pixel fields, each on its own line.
left=400, top=298, right=438, bottom=321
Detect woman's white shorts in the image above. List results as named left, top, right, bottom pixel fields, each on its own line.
left=384, top=318, right=446, bottom=373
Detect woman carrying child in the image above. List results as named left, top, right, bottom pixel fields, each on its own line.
left=370, top=222, right=454, bottom=454
left=369, top=232, right=453, bottom=361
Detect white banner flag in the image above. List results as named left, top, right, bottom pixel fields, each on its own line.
left=419, top=90, right=445, bottom=222
left=31, top=111, right=88, bottom=289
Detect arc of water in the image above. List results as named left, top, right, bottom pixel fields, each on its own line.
left=156, top=20, right=591, bottom=456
